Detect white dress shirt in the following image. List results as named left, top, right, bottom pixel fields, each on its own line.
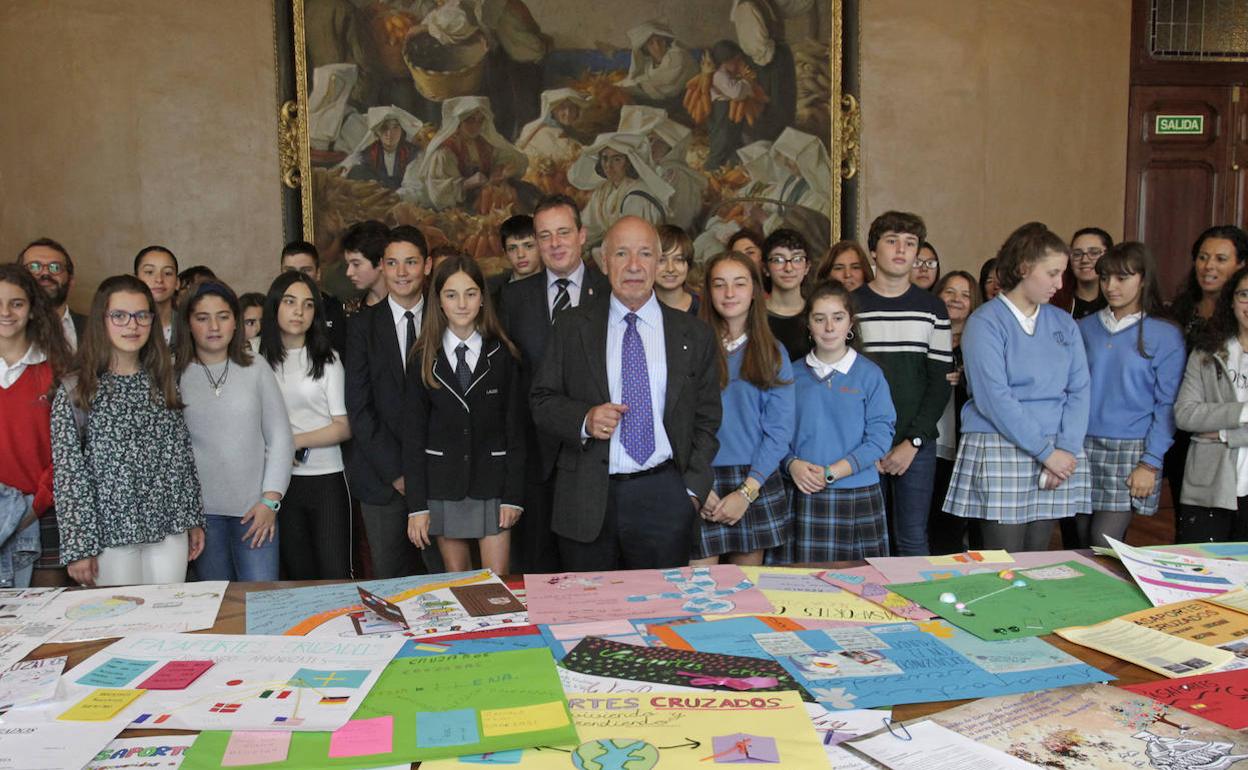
left=805, top=347, right=857, bottom=380
left=1098, top=307, right=1143, bottom=333
left=0, top=344, right=46, bottom=389
left=546, top=261, right=587, bottom=318
left=604, top=293, right=674, bottom=474
left=442, top=328, right=482, bottom=372
left=998, top=293, right=1039, bottom=335
left=388, top=295, right=425, bottom=369
left=60, top=306, right=78, bottom=351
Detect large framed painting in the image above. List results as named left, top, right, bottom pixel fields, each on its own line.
left=279, top=0, right=853, bottom=298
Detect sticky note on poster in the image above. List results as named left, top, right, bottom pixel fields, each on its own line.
left=926, top=550, right=1013, bottom=565
left=480, top=701, right=569, bottom=737
left=137, top=659, right=214, bottom=690
left=417, top=708, right=481, bottom=747
left=59, top=688, right=146, bottom=721
left=221, top=730, right=292, bottom=766
left=76, top=658, right=155, bottom=688
left=328, top=715, right=394, bottom=758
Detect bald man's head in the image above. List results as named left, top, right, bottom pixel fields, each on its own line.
left=604, top=217, right=660, bottom=311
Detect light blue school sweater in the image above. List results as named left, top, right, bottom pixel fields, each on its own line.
left=960, top=298, right=1091, bottom=462
left=1078, top=313, right=1186, bottom=468
left=712, top=342, right=796, bottom=484
left=786, top=353, right=896, bottom=488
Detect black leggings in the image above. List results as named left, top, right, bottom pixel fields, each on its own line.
left=1177, top=496, right=1248, bottom=543
left=279, top=472, right=353, bottom=580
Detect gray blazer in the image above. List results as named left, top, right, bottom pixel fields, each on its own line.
left=1174, top=347, right=1248, bottom=510
left=530, top=296, right=721, bottom=543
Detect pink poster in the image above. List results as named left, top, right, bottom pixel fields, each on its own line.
left=524, top=566, right=775, bottom=624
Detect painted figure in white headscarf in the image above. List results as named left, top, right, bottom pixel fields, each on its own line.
left=568, top=132, right=674, bottom=247
left=415, top=96, right=534, bottom=213
left=308, top=64, right=368, bottom=153
left=517, top=88, right=591, bottom=163
left=619, top=20, right=698, bottom=113
left=694, top=140, right=779, bottom=261
left=767, top=127, right=832, bottom=225
left=340, top=105, right=425, bottom=192
left=618, top=106, right=707, bottom=233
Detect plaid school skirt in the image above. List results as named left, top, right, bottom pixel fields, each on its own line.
left=943, top=433, right=1091, bottom=523
left=693, top=465, right=790, bottom=558
left=785, top=481, right=889, bottom=563
left=36, top=508, right=60, bottom=569
left=1085, top=436, right=1161, bottom=516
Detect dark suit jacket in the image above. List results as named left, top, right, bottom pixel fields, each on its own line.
left=321, top=291, right=348, bottom=355
left=69, top=310, right=86, bottom=339
left=529, top=296, right=722, bottom=543
left=344, top=301, right=408, bottom=505
left=401, top=338, right=525, bottom=512
left=499, top=265, right=610, bottom=481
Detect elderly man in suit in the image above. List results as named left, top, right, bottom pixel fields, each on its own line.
left=500, top=194, right=610, bottom=573
left=531, top=216, right=721, bottom=569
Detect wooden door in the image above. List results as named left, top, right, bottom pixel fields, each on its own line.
left=1124, top=85, right=1233, bottom=298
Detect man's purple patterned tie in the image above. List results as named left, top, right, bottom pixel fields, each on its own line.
left=619, top=312, right=655, bottom=465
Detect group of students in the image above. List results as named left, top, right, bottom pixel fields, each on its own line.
left=1, top=195, right=1244, bottom=588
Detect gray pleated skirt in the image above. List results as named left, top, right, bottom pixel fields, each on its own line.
left=428, top=498, right=503, bottom=539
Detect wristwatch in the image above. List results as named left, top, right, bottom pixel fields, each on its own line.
left=260, top=497, right=281, bottom=512
left=909, top=437, right=923, bottom=448
left=824, top=465, right=839, bottom=484
left=737, top=484, right=759, bottom=503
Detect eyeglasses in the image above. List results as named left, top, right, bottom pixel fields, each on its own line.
left=106, top=310, right=156, bottom=327
left=1234, top=290, right=1248, bottom=304
left=912, top=259, right=938, bottom=270
left=766, top=254, right=807, bottom=267
left=1071, top=248, right=1106, bottom=262
left=24, top=261, right=65, bottom=275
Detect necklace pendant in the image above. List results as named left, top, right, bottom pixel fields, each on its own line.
left=213, top=385, right=222, bottom=398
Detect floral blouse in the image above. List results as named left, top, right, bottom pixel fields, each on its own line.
left=50, top=372, right=204, bottom=564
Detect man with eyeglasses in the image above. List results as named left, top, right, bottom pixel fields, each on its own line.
left=17, top=238, right=84, bottom=351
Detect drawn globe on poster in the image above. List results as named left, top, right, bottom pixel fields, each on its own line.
left=64, top=595, right=145, bottom=620
left=569, top=738, right=660, bottom=770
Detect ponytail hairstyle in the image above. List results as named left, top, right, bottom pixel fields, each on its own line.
left=700, top=250, right=789, bottom=390
left=802, top=279, right=863, bottom=352
left=418, top=255, right=518, bottom=389
left=258, top=271, right=334, bottom=379
left=175, top=280, right=253, bottom=375
left=74, top=275, right=182, bottom=412
left=1094, top=241, right=1171, bottom=358
left=0, top=264, right=74, bottom=388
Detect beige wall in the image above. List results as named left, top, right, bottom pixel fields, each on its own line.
left=0, top=0, right=284, bottom=312
left=858, top=0, right=1131, bottom=275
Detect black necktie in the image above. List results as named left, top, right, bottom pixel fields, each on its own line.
left=404, top=310, right=417, bottom=364
left=551, top=278, right=571, bottom=322
left=455, top=343, right=472, bottom=393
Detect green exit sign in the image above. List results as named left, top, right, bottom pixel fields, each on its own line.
left=1156, top=115, right=1205, bottom=134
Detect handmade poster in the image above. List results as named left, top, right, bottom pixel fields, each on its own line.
left=184, top=650, right=577, bottom=770
left=850, top=719, right=1038, bottom=769
left=1123, top=668, right=1248, bottom=730
left=889, top=561, right=1150, bottom=640
left=1095, top=542, right=1248, bottom=562
left=539, top=616, right=694, bottom=660
left=86, top=736, right=196, bottom=769
left=928, top=684, right=1248, bottom=769
left=398, top=625, right=548, bottom=658
left=0, top=586, right=63, bottom=616
left=557, top=667, right=703, bottom=695
left=355, top=586, right=408, bottom=632
left=246, top=571, right=527, bottom=637
left=1106, top=536, right=1248, bottom=606
left=818, top=565, right=935, bottom=621
left=1056, top=620, right=1238, bottom=678
left=724, top=565, right=907, bottom=623
left=58, top=633, right=405, bottom=731
left=0, top=655, right=65, bottom=711
left=421, top=690, right=828, bottom=770
left=672, top=620, right=1106, bottom=709
left=649, top=615, right=809, bottom=657
left=558, top=636, right=815, bottom=701
left=0, top=618, right=68, bottom=673
left=0, top=720, right=125, bottom=770
left=1211, top=587, right=1248, bottom=612
left=868, top=549, right=1117, bottom=584
left=524, top=566, right=774, bottom=624
left=32, top=582, right=228, bottom=643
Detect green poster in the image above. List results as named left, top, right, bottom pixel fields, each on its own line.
left=889, top=561, right=1150, bottom=641
left=183, top=649, right=577, bottom=770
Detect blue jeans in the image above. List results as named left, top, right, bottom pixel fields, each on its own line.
left=194, top=514, right=279, bottom=581
left=882, top=441, right=937, bottom=556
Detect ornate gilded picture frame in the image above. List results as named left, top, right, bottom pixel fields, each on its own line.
left=279, top=0, right=856, bottom=297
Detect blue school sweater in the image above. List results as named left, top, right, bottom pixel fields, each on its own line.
left=786, top=352, right=896, bottom=488
left=960, top=297, right=1091, bottom=462
left=713, top=342, right=796, bottom=484
left=1077, top=313, right=1186, bottom=468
